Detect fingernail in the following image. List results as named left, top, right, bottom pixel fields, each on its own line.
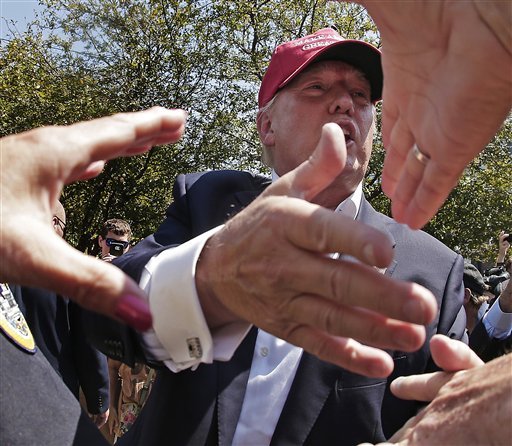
left=115, top=295, right=152, bottom=331
left=370, top=360, right=393, bottom=378
left=390, top=376, right=403, bottom=392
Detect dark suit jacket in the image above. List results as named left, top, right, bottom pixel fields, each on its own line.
left=12, top=285, right=109, bottom=414
left=88, top=170, right=465, bottom=446
left=470, top=319, right=512, bottom=362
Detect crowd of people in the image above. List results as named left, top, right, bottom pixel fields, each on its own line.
left=0, top=1, right=511, bottom=445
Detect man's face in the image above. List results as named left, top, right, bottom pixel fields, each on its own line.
left=259, top=60, right=375, bottom=209
left=98, top=231, right=130, bottom=259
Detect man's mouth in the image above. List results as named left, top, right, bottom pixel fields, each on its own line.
left=342, top=128, right=354, bottom=144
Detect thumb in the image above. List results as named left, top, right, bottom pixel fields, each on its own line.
left=389, top=335, right=483, bottom=402
left=429, top=334, right=483, bottom=372
left=261, top=123, right=347, bottom=201
left=3, top=220, right=151, bottom=331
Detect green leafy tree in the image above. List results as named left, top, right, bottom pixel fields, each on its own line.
left=2, top=0, right=509, bottom=264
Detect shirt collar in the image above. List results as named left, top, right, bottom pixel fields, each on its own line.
left=271, top=169, right=363, bottom=221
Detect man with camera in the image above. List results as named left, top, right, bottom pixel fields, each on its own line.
left=484, top=230, right=511, bottom=299
left=98, top=219, right=132, bottom=262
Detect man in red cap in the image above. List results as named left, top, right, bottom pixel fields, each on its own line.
left=102, top=28, right=465, bottom=445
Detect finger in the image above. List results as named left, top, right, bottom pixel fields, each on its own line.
left=380, top=89, right=400, bottom=150
left=429, top=334, right=484, bottom=372
left=71, top=107, right=187, bottom=159
left=381, top=110, right=414, bottom=200
left=286, top=293, right=427, bottom=352
left=398, top=162, right=461, bottom=229
left=286, top=326, right=395, bottom=378
left=390, top=370, right=454, bottom=402
left=261, top=123, right=347, bottom=201
left=70, top=160, right=106, bottom=182
left=276, top=200, right=394, bottom=268
left=60, top=108, right=187, bottom=182
left=380, top=144, right=405, bottom=201
left=3, top=220, right=151, bottom=331
left=389, top=145, right=430, bottom=223
left=284, top=257, right=437, bottom=326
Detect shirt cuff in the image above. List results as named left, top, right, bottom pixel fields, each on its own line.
left=139, top=226, right=251, bottom=372
left=482, top=298, right=512, bottom=340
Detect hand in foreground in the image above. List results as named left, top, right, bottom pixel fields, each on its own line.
left=196, top=123, right=438, bottom=378
left=90, top=409, right=109, bottom=428
left=352, top=1, right=512, bottom=228
left=0, top=107, right=187, bottom=330
left=359, top=335, right=512, bottom=445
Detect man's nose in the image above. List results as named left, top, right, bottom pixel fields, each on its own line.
left=328, top=89, right=354, bottom=116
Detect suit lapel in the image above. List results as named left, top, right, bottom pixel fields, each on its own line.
left=217, top=327, right=258, bottom=446
left=270, top=352, right=339, bottom=445
left=271, top=199, right=400, bottom=444
left=357, top=199, right=397, bottom=277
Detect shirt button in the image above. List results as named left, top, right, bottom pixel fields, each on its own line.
left=260, top=347, right=269, bottom=357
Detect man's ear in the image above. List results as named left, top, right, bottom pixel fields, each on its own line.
left=257, top=109, right=275, bottom=146
left=98, top=235, right=104, bottom=247
left=463, top=288, right=471, bottom=305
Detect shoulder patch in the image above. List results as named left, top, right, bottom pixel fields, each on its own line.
left=0, top=284, right=36, bottom=353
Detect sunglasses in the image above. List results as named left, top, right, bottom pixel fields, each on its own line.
left=105, top=238, right=130, bottom=249
left=53, top=216, right=66, bottom=232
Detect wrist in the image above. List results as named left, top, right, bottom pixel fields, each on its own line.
left=196, top=237, right=240, bottom=329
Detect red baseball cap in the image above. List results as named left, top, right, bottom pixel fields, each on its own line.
left=258, top=28, right=382, bottom=107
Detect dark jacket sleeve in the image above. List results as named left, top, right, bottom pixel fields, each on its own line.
left=470, top=319, right=512, bottom=362
left=84, top=171, right=269, bottom=367
left=69, top=302, right=110, bottom=414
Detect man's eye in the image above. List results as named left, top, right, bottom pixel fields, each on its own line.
left=307, top=84, right=324, bottom=90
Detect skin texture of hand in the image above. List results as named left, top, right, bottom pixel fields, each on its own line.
left=497, top=230, right=511, bottom=262
left=359, top=336, right=512, bottom=445
left=196, top=124, right=438, bottom=378
left=0, top=107, right=187, bottom=330
left=90, top=409, right=109, bottom=428
left=349, top=0, right=512, bottom=229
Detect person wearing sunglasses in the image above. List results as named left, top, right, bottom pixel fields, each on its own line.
left=98, top=219, right=132, bottom=262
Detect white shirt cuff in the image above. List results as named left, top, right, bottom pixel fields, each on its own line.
left=482, top=298, right=512, bottom=340
left=139, top=226, right=251, bottom=372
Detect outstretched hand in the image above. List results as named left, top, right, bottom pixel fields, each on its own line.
left=390, top=334, right=484, bottom=403
left=349, top=0, right=512, bottom=228
left=0, top=107, right=187, bottom=330
left=383, top=337, right=512, bottom=446
left=197, top=123, right=438, bottom=378
left=358, top=335, right=510, bottom=446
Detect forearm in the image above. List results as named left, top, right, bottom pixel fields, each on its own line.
left=496, top=251, right=507, bottom=264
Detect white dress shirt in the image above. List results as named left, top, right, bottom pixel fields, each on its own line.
left=138, top=177, right=510, bottom=444
left=139, top=181, right=363, bottom=445
left=482, top=298, right=512, bottom=339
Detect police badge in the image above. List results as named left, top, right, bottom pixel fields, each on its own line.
left=0, top=284, right=36, bottom=353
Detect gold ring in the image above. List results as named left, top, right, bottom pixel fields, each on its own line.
left=411, top=144, right=430, bottom=166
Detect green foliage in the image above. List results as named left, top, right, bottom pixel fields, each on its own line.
left=424, top=117, right=512, bottom=262
left=1, top=0, right=510, bottom=263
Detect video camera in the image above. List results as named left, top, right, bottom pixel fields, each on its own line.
left=105, top=238, right=130, bottom=257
